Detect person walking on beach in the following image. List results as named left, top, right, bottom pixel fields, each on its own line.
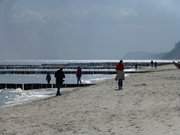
left=76, top=66, right=82, bottom=85
left=135, top=63, right=138, bottom=70
left=54, top=68, right=65, bottom=96
left=115, top=60, right=125, bottom=90
left=46, top=73, right=51, bottom=84
left=154, top=61, right=158, bottom=69
left=150, top=60, right=154, bottom=68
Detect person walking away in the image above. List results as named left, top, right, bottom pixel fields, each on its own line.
left=46, top=73, right=51, bottom=84
left=150, top=60, right=154, bottom=68
left=115, top=60, right=125, bottom=90
left=135, top=63, right=138, bottom=70
left=54, top=68, right=65, bottom=96
left=76, top=66, right=82, bottom=85
left=154, top=62, right=158, bottom=69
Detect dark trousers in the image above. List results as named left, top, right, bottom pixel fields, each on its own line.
left=56, top=83, right=62, bottom=96
left=56, top=87, right=61, bottom=96
left=118, top=79, right=123, bottom=90
left=77, top=77, right=82, bottom=84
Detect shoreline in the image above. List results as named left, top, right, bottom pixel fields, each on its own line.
left=0, top=64, right=180, bottom=135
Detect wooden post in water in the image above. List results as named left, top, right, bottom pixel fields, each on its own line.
left=5, top=66, right=7, bottom=89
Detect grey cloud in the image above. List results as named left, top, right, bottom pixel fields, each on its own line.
left=0, top=0, right=179, bottom=59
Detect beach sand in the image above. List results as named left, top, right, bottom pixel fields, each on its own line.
left=0, top=64, right=180, bottom=135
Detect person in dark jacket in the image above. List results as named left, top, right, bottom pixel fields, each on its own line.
left=46, top=73, right=51, bottom=84
left=54, top=68, right=65, bottom=96
left=76, top=66, right=82, bottom=85
left=150, top=60, right=154, bottom=68
left=154, top=61, right=158, bottom=69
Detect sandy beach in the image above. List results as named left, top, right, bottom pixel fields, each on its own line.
left=0, top=64, right=180, bottom=135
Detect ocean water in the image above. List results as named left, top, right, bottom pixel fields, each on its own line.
left=0, top=73, right=115, bottom=108
left=0, top=74, right=114, bottom=84
left=0, top=88, right=57, bottom=107
left=0, top=59, right=174, bottom=65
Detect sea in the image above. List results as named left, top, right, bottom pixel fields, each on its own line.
left=0, top=59, right=174, bottom=107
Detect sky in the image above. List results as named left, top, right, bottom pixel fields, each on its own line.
left=0, top=0, right=179, bottom=60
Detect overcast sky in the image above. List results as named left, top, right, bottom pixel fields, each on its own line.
left=0, top=0, right=179, bottom=60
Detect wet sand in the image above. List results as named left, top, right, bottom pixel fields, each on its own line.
left=0, top=64, right=180, bottom=135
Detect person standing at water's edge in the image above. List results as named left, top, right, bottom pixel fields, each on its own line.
left=76, top=66, right=82, bottom=85
left=55, top=68, right=65, bottom=96
left=46, top=73, right=51, bottom=84
left=115, top=60, right=125, bottom=90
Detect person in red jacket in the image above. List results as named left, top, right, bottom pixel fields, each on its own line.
left=115, top=60, right=125, bottom=90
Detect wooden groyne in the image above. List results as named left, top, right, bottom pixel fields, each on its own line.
left=0, top=61, right=172, bottom=75
left=0, top=69, right=159, bottom=74
left=0, top=61, right=171, bottom=70
left=0, top=60, right=173, bottom=73
left=0, top=83, right=95, bottom=90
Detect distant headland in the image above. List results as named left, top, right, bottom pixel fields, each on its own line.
left=124, top=41, right=180, bottom=60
